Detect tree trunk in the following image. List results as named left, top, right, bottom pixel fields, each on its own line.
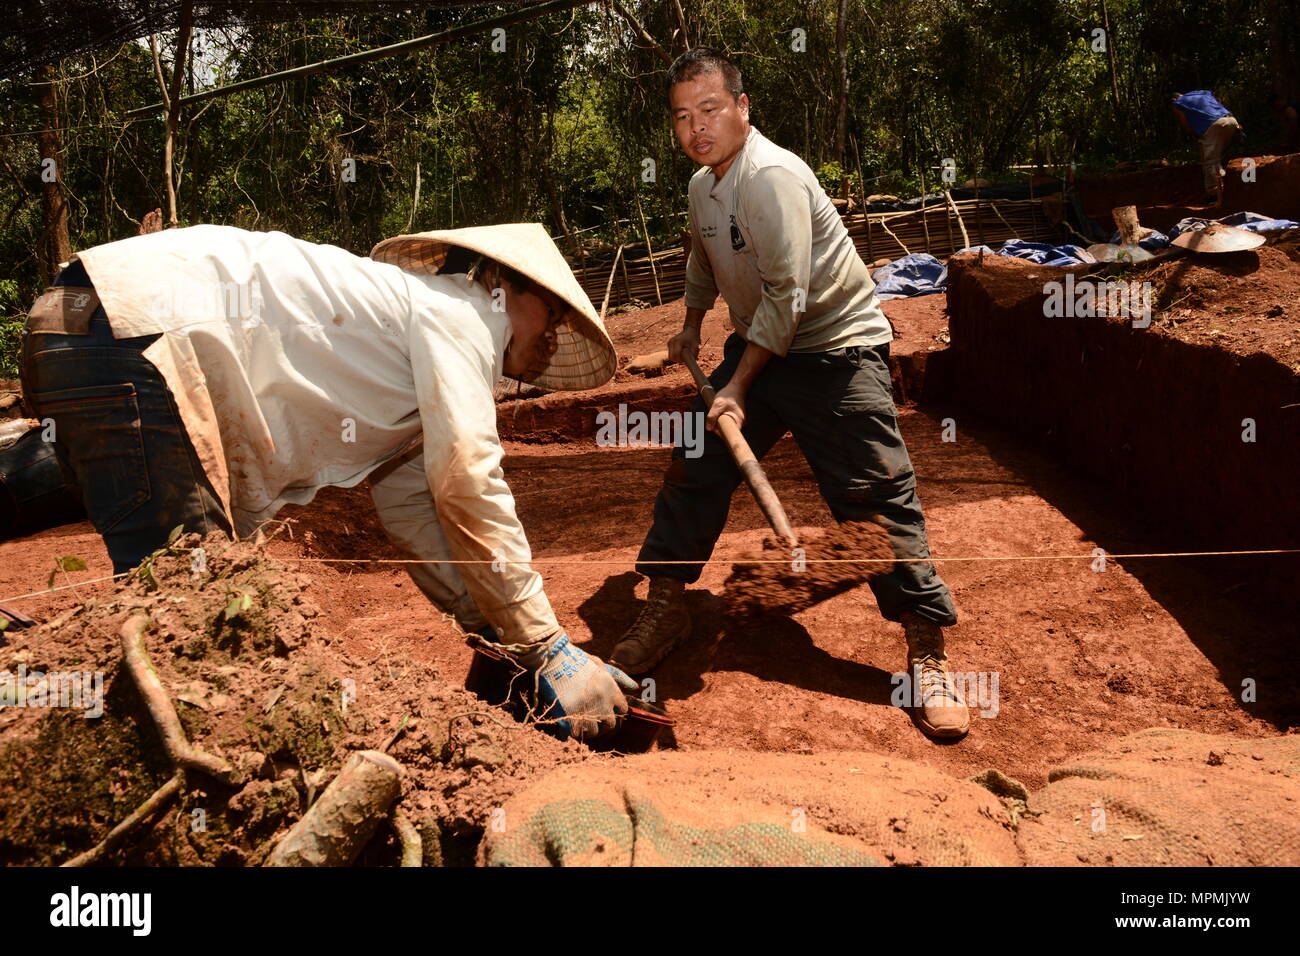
left=834, top=0, right=850, bottom=165
left=543, top=167, right=570, bottom=238
left=1100, top=0, right=1122, bottom=121
left=37, top=63, right=71, bottom=282
left=1267, top=0, right=1299, bottom=100
left=163, top=2, right=194, bottom=228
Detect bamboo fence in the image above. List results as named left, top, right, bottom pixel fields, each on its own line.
left=570, top=196, right=1061, bottom=312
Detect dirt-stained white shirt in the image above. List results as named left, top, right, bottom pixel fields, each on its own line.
left=684, top=126, right=892, bottom=356
left=74, top=224, right=557, bottom=643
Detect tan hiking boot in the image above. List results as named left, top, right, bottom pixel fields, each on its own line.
left=901, top=613, right=970, bottom=740
left=610, top=578, right=691, bottom=676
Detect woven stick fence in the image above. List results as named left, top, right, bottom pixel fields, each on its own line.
left=570, top=197, right=1060, bottom=312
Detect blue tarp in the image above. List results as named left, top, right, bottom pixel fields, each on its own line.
left=1213, top=210, right=1299, bottom=232
left=871, top=210, right=1299, bottom=300
left=992, top=239, right=1093, bottom=266
left=873, top=240, right=1090, bottom=298
left=1104, top=228, right=1172, bottom=250
left=951, top=240, right=1092, bottom=265
left=871, top=253, right=948, bottom=300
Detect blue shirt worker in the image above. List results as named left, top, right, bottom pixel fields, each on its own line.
left=1169, top=90, right=1243, bottom=204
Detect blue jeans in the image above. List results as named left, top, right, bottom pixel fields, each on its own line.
left=636, top=332, right=957, bottom=626
left=20, top=260, right=231, bottom=574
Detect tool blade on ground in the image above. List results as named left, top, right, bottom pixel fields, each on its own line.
left=1170, top=222, right=1265, bottom=253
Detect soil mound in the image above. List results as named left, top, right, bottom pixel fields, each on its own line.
left=1018, top=727, right=1300, bottom=866
left=484, top=728, right=1300, bottom=866
left=1146, top=243, right=1300, bottom=365
left=480, top=749, right=1022, bottom=866
left=0, top=532, right=587, bottom=866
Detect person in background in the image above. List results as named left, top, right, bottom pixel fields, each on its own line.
left=1169, top=90, right=1243, bottom=205
left=1267, top=92, right=1299, bottom=153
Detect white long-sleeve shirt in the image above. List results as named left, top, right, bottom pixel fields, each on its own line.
left=684, top=127, right=892, bottom=356
left=75, top=224, right=557, bottom=642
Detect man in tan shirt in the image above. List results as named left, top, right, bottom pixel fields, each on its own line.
left=611, top=48, right=968, bottom=740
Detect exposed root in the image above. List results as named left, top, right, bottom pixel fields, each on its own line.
left=120, top=612, right=235, bottom=782
left=264, top=750, right=402, bottom=867
left=60, top=772, right=184, bottom=868
left=60, top=612, right=242, bottom=865
left=391, top=808, right=423, bottom=867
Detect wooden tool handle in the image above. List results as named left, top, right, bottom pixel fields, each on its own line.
left=681, top=352, right=798, bottom=547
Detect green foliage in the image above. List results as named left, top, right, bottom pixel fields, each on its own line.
left=0, top=279, right=23, bottom=315
left=47, top=556, right=88, bottom=589
left=816, top=161, right=846, bottom=196
left=0, top=271, right=29, bottom=378
left=0, top=0, right=1288, bottom=338
left=0, top=320, right=22, bottom=379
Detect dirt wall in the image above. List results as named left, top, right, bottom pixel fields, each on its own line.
left=1076, top=152, right=1300, bottom=230
left=945, top=250, right=1300, bottom=614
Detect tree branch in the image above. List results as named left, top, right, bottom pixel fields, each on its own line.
left=610, top=1, right=674, bottom=64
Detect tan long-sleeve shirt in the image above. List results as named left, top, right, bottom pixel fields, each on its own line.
left=74, top=224, right=557, bottom=643
left=684, top=127, right=892, bottom=356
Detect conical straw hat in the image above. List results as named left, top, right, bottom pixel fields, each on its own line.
left=371, top=223, right=616, bottom=391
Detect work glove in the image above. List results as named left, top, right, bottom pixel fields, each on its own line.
left=511, top=631, right=637, bottom=741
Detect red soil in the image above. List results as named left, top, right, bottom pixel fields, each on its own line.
left=5, top=292, right=1290, bottom=790
left=1146, top=241, right=1300, bottom=364
left=1075, top=152, right=1300, bottom=232
left=945, top=241, right=1300, bottom=625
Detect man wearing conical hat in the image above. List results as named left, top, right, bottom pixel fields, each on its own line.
left=19, top=222, right=633, bottom=741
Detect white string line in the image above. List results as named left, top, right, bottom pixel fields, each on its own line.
left=281, top=549, right=1300, bottom=565
left=2, top=549, right=1296, bottom=606
left=0, top=572, right=127, bottom=604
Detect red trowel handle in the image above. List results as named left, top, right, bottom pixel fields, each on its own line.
left=681, top=351, right=798, bottom=548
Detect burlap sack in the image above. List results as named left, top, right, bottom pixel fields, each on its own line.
left=1018, top=728, right=1300, bottom=866
left=480, top=750, right=1021, bottom=867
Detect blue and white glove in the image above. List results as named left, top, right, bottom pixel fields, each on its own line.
left=512, top=632, right=638, bottom=741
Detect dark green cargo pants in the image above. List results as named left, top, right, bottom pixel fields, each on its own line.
left=636, top=332, right=957, bottom=626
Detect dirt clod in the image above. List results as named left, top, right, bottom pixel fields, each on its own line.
left=723, top=520, right=895, bottom=618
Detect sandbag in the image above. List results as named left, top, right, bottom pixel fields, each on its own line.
left=1018, top=728, right=1300, bottom=866
left=479, top=750, right=1021, bottom=867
